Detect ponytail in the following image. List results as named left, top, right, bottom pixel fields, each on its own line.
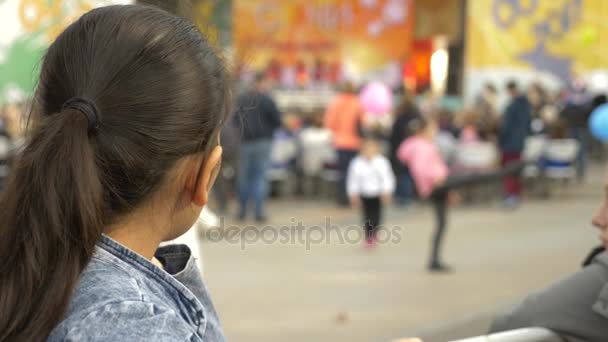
left=0, top=107, right=104, bottom=341
left=0, top=4, right=232, bottom=339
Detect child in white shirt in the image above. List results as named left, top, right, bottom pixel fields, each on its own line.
left=347, top=139, right=396, bottom=248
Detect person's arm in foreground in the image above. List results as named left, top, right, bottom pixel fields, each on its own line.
left=490, top=253, right=608, bottom=342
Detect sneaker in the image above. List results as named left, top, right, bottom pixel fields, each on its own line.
left=363, top=237, right=375, bottom=250
left=255, top=216, right=268, bottom=224
left=428, top=262, right=452, bottom=273
left=337, top=201, right=350, bottom=208
left=502, top=196, right=520, bottom=210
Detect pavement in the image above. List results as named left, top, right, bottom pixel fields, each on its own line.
left=192, top=165, right=603, bottom=342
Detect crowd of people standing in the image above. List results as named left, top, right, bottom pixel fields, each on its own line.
left=1, top=69, right=603, bottom=271
left=219, top=75, right=604, bottom=271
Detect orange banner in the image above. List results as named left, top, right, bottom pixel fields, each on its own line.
left=234, top=0, right=413, bottom=79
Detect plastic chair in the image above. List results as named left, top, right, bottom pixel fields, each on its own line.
left=523, top=135, right=547, bottom=161
left=522, top=135, right=547, bottom=178
left=298, top=129, right=335, bottom=177
left=453, top=142, right=498, bottom=172
left=268, top=132, right=298, bottom=196
left=297, top=129, right=336, bottom=196
left=436, top=131, right=457, bottom=163
left=451, top=142, right=499, bottom=202
left=541, top=139, right=580, bottom=180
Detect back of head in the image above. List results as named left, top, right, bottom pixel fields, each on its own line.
left=485, top=83, right=497, bottom=94
left=255, top=72, right=270, bottom=91
left=362, top=138, right=380, bottom=158
left=462, top=109, right=480, bottom=126
left=506, top=80, right=518, bottom=96
left=0, top=5, right=230, bottom=340
left=396, top=89, right=416, bottom=115
left=340, top=81, right=357, bottom=95
left=591, top=94, right=607, bottom=110
left=311, top=109, right=324, bottom=128
left=409, top=116, right=434, bottom=138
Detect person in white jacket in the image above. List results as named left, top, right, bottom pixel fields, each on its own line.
left=347, top=139, right=396, bottom=249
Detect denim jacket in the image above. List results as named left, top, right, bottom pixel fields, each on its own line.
left=48, top=235, right=225, bottom=341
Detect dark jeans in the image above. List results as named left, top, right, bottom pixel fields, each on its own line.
left=361, top=196, right=381, bottom=241
left=427, top=162, right=524, bottom=265
left=429, top=190, right=448, bottom=265
left=395, top=169, right=415, bottom=204
left=238, top=139, right=272, bottom=219
left=501, top=151, right=522, bottom=197
left=337, top=149, right=358, bottom=205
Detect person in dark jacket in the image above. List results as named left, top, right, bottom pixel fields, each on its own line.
left=389, top=91, right=420, bottom=205
left=234, top=73, right=282, bottom=221
left=499, top=81, right=531, bottom=207
left=561, top=87, right=602, bottom=183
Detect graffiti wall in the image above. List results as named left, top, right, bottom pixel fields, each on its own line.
left=465, top=0, right=607, bottom=102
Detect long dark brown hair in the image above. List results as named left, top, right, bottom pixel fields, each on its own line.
left=0, top=5, right=230, bottom=341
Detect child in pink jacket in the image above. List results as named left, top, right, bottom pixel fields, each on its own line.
left=398, top=118, right=451, bottom=271
left=398, top=121, right=449, bottom=200
left=398, top=118, right=523, bottom=271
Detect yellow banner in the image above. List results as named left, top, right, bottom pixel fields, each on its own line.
left=466, top=0, right=607, bottom=82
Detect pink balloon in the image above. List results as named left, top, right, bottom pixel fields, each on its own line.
left=359, top=82, right=392, bottom=116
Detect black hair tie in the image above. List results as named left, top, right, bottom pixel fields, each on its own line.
left=61, top=97, right=100, bottom=134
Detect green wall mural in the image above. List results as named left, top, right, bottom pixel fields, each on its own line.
left=0, top=0, right=131, bottom=105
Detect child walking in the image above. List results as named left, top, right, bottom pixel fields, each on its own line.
left=347, top=139, right=396, bottom=248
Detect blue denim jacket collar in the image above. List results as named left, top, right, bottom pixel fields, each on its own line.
left=48, top=234, right=225, bottom=341
left=95, top=234, right=210, bottom=337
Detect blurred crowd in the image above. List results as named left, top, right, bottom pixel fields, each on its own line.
left=214, top=75, right=605, bottom=219
left=1, top=3, right=607, bottom=341
left=0, top=63, right=606, bottom=342
left=2, top=75, right=605, bottom=216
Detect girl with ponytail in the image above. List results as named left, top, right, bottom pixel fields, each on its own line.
left=0, top=4, right=230, bottom=341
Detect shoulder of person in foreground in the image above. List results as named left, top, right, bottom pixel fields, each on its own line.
left=490, top=251, right=608, bottom=342
left=48, top=300, right=202, bottom=342
left=48, top=252, right=206, bottom=341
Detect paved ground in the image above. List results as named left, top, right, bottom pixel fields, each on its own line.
left=192, top=166, right=603, bottom=342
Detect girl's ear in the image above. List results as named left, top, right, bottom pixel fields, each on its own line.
left=190, top=146, right=222, bottom=206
